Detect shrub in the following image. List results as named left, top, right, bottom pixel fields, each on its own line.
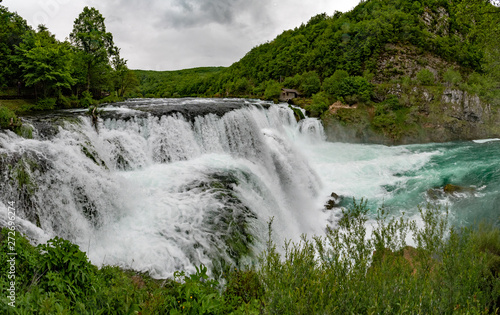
left=79, top=91, right=95, bottom=108
left=258, top=202, right=500, bottom=314
left=416, top=68, right=435, bottom=85
left=337, top=76, right=373, bottom=104
left=300, top=71, right=321, bottom=97
left=37, top=237, right=98, bottom=301
left=306, top=91, right=330, bottom=117
left=323, top=69, right=349, bottom=96
left=264, top=80, right=281, bottom=101
left=169, top=264, right=224, bottom=314
left=443, top=69, right=462, bottom=86
left=283, top=73, right=303, bottom=90
left=0, top=106, right=20, bottom=129
left=34, top=97, right=56, bottom=110
left=2, top=202, right=499, bottom=314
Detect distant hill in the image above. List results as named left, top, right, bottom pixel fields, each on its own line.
left=134, top=0, right=500, bottom=143
left=132, top=67, right=225, bottom=98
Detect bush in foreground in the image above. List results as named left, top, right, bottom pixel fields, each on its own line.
left=1, top=201, right=499, bottom=314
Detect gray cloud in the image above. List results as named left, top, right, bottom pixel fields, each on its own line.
left=159, top=0, right=269, bottom=29
left=3, top=0, right=361, bottom=70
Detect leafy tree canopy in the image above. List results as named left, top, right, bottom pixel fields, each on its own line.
left=70, top=6, right=117, bottom=92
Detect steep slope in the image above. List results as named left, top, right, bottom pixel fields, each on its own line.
left=225, top=0, right=500, bottom=143
left=133, top=0, right=500, bottom=143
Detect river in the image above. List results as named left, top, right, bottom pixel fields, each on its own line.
left=1, top=98, right=499, bottom=277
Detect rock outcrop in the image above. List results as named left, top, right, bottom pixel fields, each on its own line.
left=322, top=42, right=500, bottom=145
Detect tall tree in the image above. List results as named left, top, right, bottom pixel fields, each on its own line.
left=111, top=52, right=138, bottom=97
left=0, top=6, right=31, bottom=87
left=15, top=26, right=75, bottom=99
left=69, top=6, right=117, bottom=94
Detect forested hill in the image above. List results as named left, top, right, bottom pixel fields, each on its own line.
left=182, top=0, right=499, bottom=144
left=227, top=0, right=498, bottom=82
left=137, top=0, right=499, bottom=104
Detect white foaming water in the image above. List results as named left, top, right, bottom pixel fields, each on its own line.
left=0, top=101, right=330, bottom=277
left=2, top=99, right=458, bottom=277
left=472, top=138, right=500, bottom=144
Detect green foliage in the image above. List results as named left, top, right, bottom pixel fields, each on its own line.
left=372, top=94, right=412, bottom=140
left=34, top=97, right=56, bottom=110
left=0, top=106, right=20, bottom=129
left=263, top=80, right=281, bottom=101
left=322, top=70, right=373, bottom=105
left=443, top=68, right=462, bottom=86
left=70, top=6, right=117, bottom=93
left=306, top=91, right=330, bottom=117
left=258, top=201, right=500, bottom=314
left=2, top=199, right=500, bottom=314
left=464, top=72, right=500, bottom=105
left=134, top=67, right=224, bottom=98
left=0, top=5, right=135, bottom=107
left=0, top=6, right=31, bottom=87
left=168, top=265, right=223, bottom=314
left=128, top=0, right=498, bottom=101
left=37, top=237, right=97, bottom=300
left=282, top=73, right=303, bottom=90
left=79, top=90, right=95, bottom=108
left=323, top=70, right=349, bottom=96
left=338, top=76, right=373, bottom=104
left=416, top=68, right=435, bottom=86
left=300, top=71, right=321, bottom=97
left=15, top=26, right=75, bottom=98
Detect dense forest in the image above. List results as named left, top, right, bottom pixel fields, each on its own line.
left=135, top=0, right=500, bottom=137
left=0, top=5, right=138, bottom=131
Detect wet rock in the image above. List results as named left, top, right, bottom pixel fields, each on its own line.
left=427, top=184, right=475, bottom=200
left=325, top=192, right=341, bottom=210
left=443, top=184, right=474, bottom=194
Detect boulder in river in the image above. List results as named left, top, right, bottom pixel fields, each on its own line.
left=324, top=192, right=342, bottom=210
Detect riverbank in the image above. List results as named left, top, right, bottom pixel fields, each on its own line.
left=2, top=201, right=499, bottom=314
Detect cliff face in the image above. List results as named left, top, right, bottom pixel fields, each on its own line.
left=323, top=85, right=500, bottom=144
left=322, top=42, right=500, bottom=144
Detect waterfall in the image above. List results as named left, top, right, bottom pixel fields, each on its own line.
left=0, top=99, right=327, bottom=278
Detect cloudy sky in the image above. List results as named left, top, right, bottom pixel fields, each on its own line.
left=3, top=0, right=361, bottom=71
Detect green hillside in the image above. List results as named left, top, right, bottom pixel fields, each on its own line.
left=134, top=0, right=500, bottom=143
left=137, top=0, right=499, bottom=104
left=133, top=67, right=225, bottom=98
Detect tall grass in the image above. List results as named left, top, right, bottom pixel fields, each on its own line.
left=1, top=201, right=499, bottom=314
left=258, top=200, right=500, bottom=314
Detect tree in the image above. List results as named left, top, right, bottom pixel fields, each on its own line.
left=15, top=26, right=75, bottom=99
left=323, top=70, right=349, bottom=97
left=264, top=80, right=281, bottom=100
left=0, top=6, right=31, bottom=87
left=111, top=52, right=138, bottom=97
left=70, top=7, right=117, bottom=93
left=300, top=71, right=321, bottom=97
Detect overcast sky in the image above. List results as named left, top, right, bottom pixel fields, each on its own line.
left=3, top=0, right=361, bottom=71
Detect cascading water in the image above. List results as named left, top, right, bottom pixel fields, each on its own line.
left=1, top=98, right=499, bottom=278
left=0, top=99, right=327, bottom=277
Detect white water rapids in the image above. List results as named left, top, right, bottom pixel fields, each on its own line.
left=0, top=99, right=330, bottom=277
left=2, top=98, right=493, bottom=278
